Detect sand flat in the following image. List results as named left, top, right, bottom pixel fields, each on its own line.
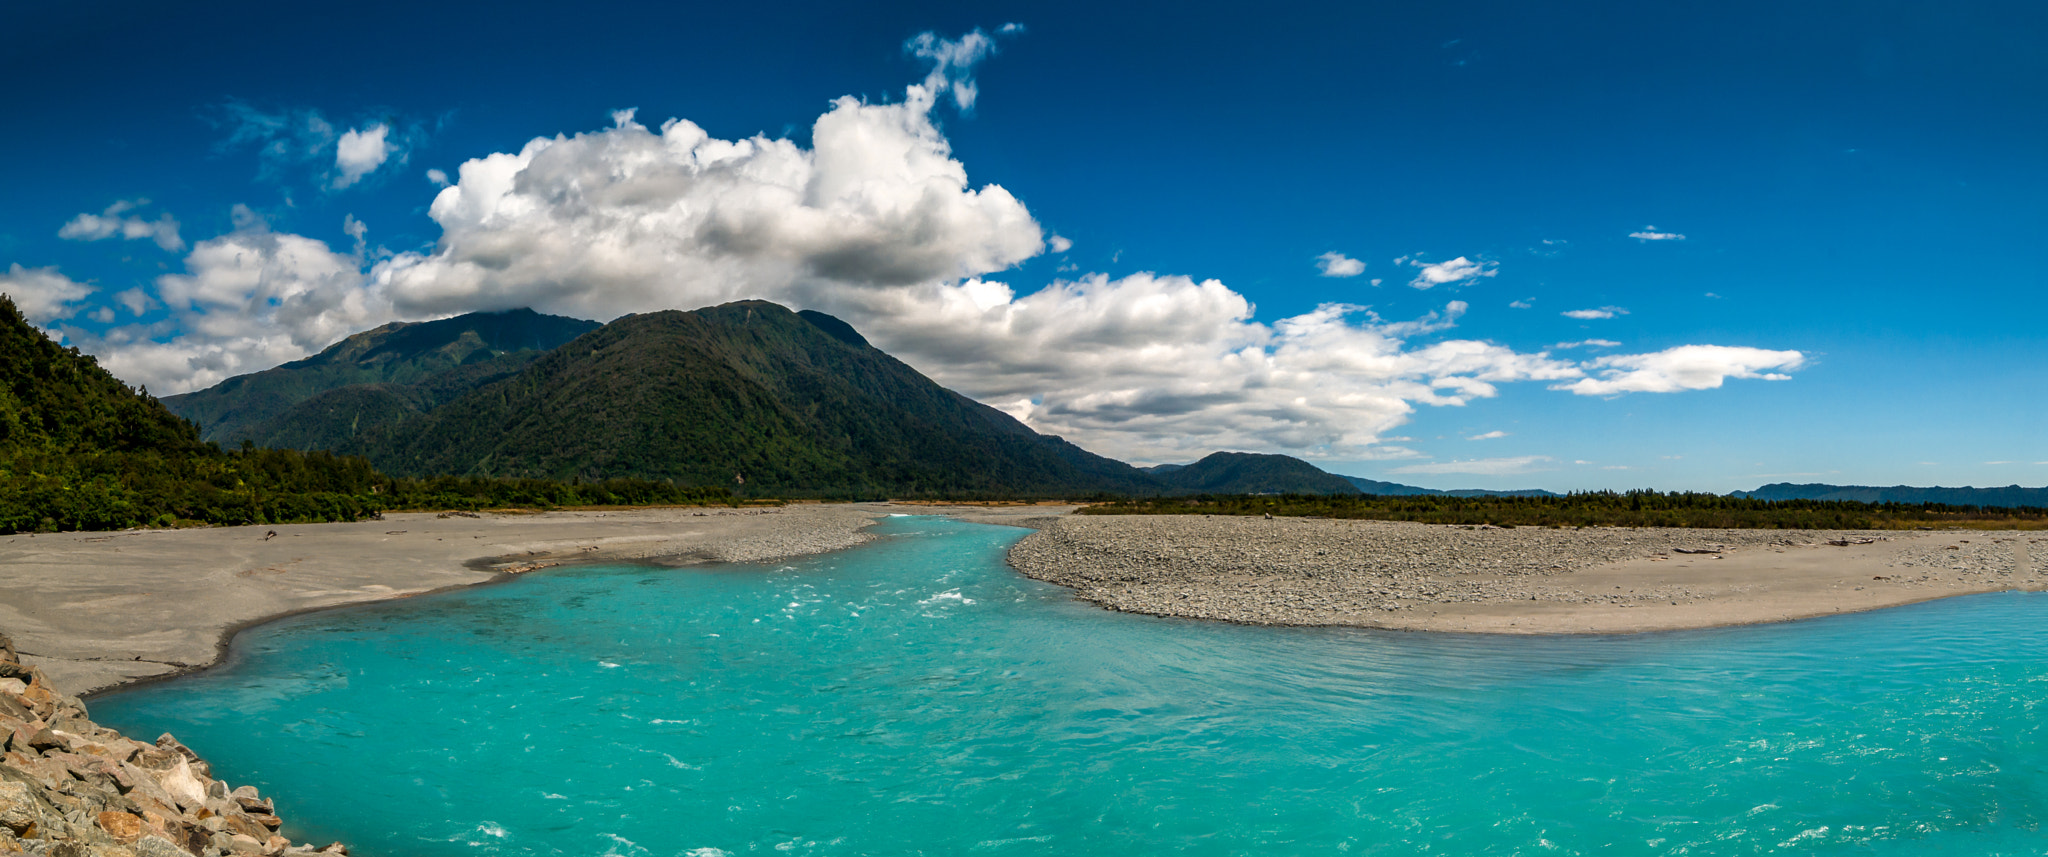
left=1009, top=515, right=2044, bottom=634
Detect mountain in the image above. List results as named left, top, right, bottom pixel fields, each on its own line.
left=0, top=295, right=381, bottom=532
left=1150, top=452, right=1362, bottom=495
left=1341, top=476, right=1560, bottom=498
left=1733, top=483, right=2048, bottom=508
left=202, top=301, right=1157, bottom=497
left=163, top=308, right=599, bottom=446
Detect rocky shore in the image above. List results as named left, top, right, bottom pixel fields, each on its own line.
left=1009, top=515, right=2042, bottom=633
left=0, top=634, right=341, bottom=857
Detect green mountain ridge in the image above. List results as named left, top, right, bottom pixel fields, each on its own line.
left=1733, top=482, right=2048, bottom=508
left=178, top=301, right=1161, bottom=497
left=163, top=308, right=600, bottom=446
left=1151, top=452, right=1361, bottom=495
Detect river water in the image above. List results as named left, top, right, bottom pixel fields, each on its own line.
left=91, top=516, right=2048, bottom=855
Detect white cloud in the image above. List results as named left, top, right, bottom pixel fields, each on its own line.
left=426, top=168, right=450, bottom=187
left=64, top=217, right=386, bottom=393
left=60, top=33, right=1804, bottom=463
left=114, top=287, right=154, bottom=316
left=57, top=199, right=184, bottom=252
left=1399, top=255, right=1497, bottom=289
left=1558, top=345, right=1805, bottom=396
left=218, top=101, right=419, bottom=190
left=1630, top=227, right=1686, bottom=241
left=1467, top=430, right=1508, bottom=440
left=1553, top=339, right=1621, bottom=349
left=1391, top=456, right=1554, bottom=476
left=1048, top=234, right=1072, bottom=253
left=0, top=264, right=94, bottom=324
left=1509, top=298, right=1533, bottom=309
left=1561, top=306, right=1627, bottom=320
left=343, top=214, right=369, bottom=256
left=1315, top=252, right=1366, bottom=278
left=905, top=26, right=1016, bottom=112
left=333, top=124, right=392, bottom=188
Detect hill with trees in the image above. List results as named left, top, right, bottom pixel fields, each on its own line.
left=1340, top=476, right=1560, bottom=498
left=1149, top=452, right=1362, bottom=495
left=0, top=295, right=386, bottom=531
left=163, top=308, right=599, bottom=447
left=1733, top=482, right=2048, bottom=508
left=194, top=301, right=1159, bottom=498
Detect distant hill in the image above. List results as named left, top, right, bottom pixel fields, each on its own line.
left=1733, top=483, right=2048, bottom=508
left=1150, top=452, right=1361, bottom=495
left=185, top=300, right=1158, bottom=498
left=163, top=308, right=599, bottom=446
left=1341, top=475, right=1560, bottom=498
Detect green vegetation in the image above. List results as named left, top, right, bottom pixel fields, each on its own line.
left=184, top=301, right=1160, bottom=498
left=380, top=476, right=732, bottom=512
left=1734, top=482, right=2048, bottom=509
left=163, top=308, right=599, bottom=446
left=0, top=296, right=731, bottom=534
left=1148, top=451, right=1361, bottom=495
left=1081, top=491, right=2048, bottom=530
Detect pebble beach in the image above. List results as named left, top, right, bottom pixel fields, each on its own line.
left=1009, top=514, right=2042, bottom=633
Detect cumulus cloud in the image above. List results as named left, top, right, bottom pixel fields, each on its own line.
left=1467, top=430, right=1508, bottom=440
left=1561, top=306, right=1627, bottom=320
left=1315, top=252, right=1366, bottom=278
left=1391, top=456, right=1554, bottom=476
left=1630, top=227, right=1686, bottom=241
left=0, top=264, right=94, bottom=324
left=58, top=32, right=1806, bottom=462
left=333, top=124, right=392, bottom=188
left=1558, top=345, right=1805, bottom=396
left=1553, top=339, right=1621, bottom=349
left=1048, top=234, right=1072, bottom=253
left=426, top=168, right=450, bottom=187
left=64, top=215, right=387, bottom=393
left=58, top=199, right=184, bottom=252
left=1398, top=255, right=1497, bottom=289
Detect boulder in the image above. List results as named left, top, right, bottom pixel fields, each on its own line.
left=157, top=757, right=208, bottom=811
left=0, top=780, right=41, bottom=835
left=132, top=835, right=194, bottom=857
left=96, top=810, right=144, bottom=843
left=8, top=721, right=60, bottom=753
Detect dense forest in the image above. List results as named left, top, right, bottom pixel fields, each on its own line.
left=0, top=296, right=732, bottom=533
left=167, top=302, right=1159, bottom=498
left=1081, top=491, right=2048, bottom=530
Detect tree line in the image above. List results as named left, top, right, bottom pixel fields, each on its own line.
left=0, top=442, right=736, bottom=534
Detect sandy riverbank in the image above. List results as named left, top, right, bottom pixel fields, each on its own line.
left=1009, top=515, right=2042, bottom=633
left=0, top=503, right=1070, bottom=696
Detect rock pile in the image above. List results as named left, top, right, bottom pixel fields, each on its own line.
left=0, top=635, right=344, bottom=857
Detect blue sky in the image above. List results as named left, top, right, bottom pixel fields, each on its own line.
left=3, top=0, right=2042, bottom=491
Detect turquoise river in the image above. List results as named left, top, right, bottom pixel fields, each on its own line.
left=92, top=517, right=2048, bottom=855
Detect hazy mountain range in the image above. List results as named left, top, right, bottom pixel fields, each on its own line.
left=156, top=303, right=2044, bottom=505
